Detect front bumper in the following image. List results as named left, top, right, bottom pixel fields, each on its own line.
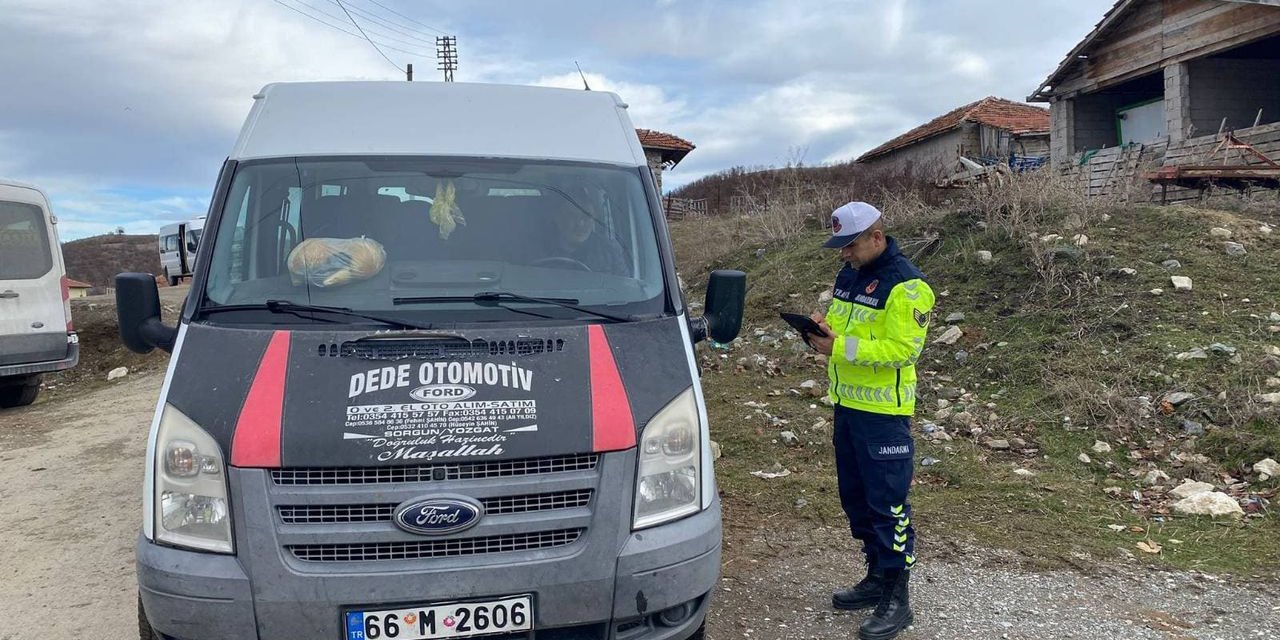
left=0, top=338, right=78, bottom=378
left=137, top=499, right=720, bottom=640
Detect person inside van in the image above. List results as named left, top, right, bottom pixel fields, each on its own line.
left=545, top=185, right=628, bottom=274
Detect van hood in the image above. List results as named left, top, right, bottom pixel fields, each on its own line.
left=164, top=318, right=695, bottom=467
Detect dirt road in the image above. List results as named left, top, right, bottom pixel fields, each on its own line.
left=0, top=372, right=161, bottom=640
left=2, top=374, right=1278, bottom=639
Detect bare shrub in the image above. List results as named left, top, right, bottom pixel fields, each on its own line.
left=962, top=169, right=1124, bottom=239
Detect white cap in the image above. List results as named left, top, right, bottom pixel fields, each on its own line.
left=824, top=201, right=882, bottom=249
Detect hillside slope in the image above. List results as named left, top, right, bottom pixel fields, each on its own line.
left=674, top=197, right=1280, bottom=574
left=61, top=234, right=160, bottom=289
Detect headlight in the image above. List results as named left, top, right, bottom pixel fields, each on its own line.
left=154, top=404, right=233, bottom=553
left=633, top=388, right=701, bottom=530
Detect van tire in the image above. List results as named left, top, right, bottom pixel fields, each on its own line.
left=164, top=269, right=178, bottom=287
left=0, top=375, right=40, bottom=408
left=138, top=594, right=162, bottom=640
left=687, top=622, right=706, bottom=639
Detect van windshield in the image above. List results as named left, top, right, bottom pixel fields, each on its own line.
left=0, top=200, right=53, bottom=280
left=201, top=158, right=669, bottom=324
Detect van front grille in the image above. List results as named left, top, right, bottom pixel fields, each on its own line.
left=287, top=529, right=584, bottom=562
left=271, top=454, right=598, bottom=486
left=278, top=490, right=594, bottom=524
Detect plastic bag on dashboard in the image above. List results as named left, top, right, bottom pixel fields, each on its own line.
left=287, top=237, right=386, bottom=288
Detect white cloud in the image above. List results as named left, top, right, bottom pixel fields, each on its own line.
left=532, top=72, right=688, bottom=133
left=1, top=0, right=1117, bottom=225
left=883, top=0, right=908, bottom=50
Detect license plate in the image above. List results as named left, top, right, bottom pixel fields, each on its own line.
left=345, top=596, right=532, bottom=640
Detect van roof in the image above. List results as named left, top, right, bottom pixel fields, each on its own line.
left=229, top=82, right=648, bottom=166
left=0, top=178, right=45, bottom=193
left=0, top=179, right=51, bottom=204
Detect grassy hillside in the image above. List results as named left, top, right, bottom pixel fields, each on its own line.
left=674, top=179, right=1280, bottom=574
left=62, top=233, right=161, bottom=289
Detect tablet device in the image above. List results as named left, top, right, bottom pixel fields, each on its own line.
left=779, top=312, right=828, bottom=340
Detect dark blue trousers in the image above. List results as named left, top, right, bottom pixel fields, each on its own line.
left=832, top=405, right=916, bottom=571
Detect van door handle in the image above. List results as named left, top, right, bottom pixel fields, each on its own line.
left=0, top=291, right=18, bottom=298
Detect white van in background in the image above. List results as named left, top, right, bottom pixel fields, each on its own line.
left=0, top=179, right=78, bottom=408
left=158, top=217, right=204, bottom=286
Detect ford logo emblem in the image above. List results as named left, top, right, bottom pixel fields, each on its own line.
left=410, top=384, right=477, bottom=403
left=394, top=497, right=483, bottom=535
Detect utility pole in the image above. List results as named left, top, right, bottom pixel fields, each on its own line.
left=436, top=36, right=457, bottom=82
left=406, top=63, right=413, bottom=82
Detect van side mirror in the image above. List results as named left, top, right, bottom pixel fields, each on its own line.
left=187, top=240, right=197, bottom=252
left=116, top=273, right=178, bottom=354
left=691, top=270, right=746, bottom=344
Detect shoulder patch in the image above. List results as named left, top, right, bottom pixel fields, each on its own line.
left=914, top=308, right=930, bottom=328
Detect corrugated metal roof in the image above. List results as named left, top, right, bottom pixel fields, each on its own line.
left=229, top=82, right=647, bottom=166
left=856, top=97, right=1050, bottom=162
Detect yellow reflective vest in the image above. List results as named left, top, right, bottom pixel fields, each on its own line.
left=824, top=238, right=935, bottom=416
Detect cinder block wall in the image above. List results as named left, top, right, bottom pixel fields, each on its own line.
left=1072, top=91, right=1125, bottom=151
left=1187, top=58, right=1280, bottom=136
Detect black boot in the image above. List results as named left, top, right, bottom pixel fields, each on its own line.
left=831, top=568, right=885, bottom=610
left=858, top=569, right=912, bottom=640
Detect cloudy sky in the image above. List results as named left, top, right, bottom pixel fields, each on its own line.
left=0, top=0, right=1113, bottom=240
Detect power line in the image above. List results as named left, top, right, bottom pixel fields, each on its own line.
left=337, top=1, right=439, bottom=45
left=334, top=0, right=403, bottom=73
left=270, top=0, right=432, bottom=57
left=295, top=0, right=434, bottom=49
left=358, top=0, right=449, bottom=36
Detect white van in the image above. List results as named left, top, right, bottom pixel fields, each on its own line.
left=158, top=217, right=204, bottom=285
left=0, top=179, right=78, bottom=408
left=117, top=82, right=745, bottom=640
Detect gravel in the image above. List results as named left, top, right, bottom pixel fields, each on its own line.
left=708, top=527, right=1279, bottom=639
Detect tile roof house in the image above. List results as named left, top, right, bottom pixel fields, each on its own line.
left=636, top=128, right=695, bottom=192
left=856, top=97, right=1051, bottom=179
left=66, top=278, right=93, bottom=298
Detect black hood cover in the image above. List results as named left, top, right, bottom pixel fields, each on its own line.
left=164, top=318, right=694, bottom=467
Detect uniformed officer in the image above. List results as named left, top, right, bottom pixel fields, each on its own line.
left=806, top=201, right=935, bottom=640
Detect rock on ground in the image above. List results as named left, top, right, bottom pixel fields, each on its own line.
left=1170, top=480, right=1215, bottom=499
left=1171, top=276, right=1193, bottom=291
left=106, top=366, right=128, bottom=381
left=933, top=326, right=963, bottom=345
left=1173, top=491, right=1245, bottom=518
left=1209, top=226, right=1233, bottom=239
left=1254, top=458, right=1279, bottom=480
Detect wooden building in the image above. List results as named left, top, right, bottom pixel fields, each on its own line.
left=855, top=97, right=1050, bottom=180
left=1030, top=0, right=1280, bottom=164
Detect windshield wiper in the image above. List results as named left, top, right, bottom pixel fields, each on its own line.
left=393, top=292, right=633, bottom=323
left=200, top=300, right=434, bottom=330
